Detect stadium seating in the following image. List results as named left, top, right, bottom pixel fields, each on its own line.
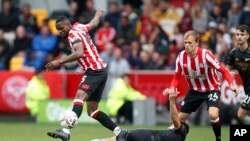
left=49, top=10, right=70, bottom=19
left=48, top=19, right=58, bottom=35
left=31, top=9, right=48, bottom=28
left=9, top=55, right=24, bottom=71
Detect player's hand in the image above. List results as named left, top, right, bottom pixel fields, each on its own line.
left=163, top=88, right=174, bottom=96
left=95, top=8, right=105, bottom=18
left=229, top=83, right=238, bottom=96
left=163, top=88, right=170, bottom=96
left=45, top=60, right=61, bottom=71
left=168, top=88, right=180, bottom=101
left=163, top=88, right=179, bottom=95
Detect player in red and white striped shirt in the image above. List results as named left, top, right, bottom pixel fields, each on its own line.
left=46, top=9, right=126, bottom=141
left=163, top=31, right=237, bottom=141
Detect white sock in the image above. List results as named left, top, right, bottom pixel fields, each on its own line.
left=62, top=128, right=71, bottom=134
left=113, top=127, right=121, bottom=136
left=241, top=115, right=250, bottom=124
left=211, top=117, right=220, bottom=123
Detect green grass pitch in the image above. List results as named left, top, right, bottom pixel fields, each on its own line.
left=0, top=122, right=229, bottom=141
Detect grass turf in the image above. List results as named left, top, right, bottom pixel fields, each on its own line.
left=0, top=122, right=229, bottom=141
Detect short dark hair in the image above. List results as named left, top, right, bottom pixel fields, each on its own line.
left=56, top=16, right=69, bottom=24
left=237, top=25, right=250, bottom=43
left=236, top=25, right=250, bottom=34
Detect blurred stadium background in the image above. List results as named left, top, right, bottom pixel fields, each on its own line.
left=0, top=0, right=250, bottom=141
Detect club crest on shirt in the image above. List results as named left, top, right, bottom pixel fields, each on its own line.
left=235, top=57, right=239, bottom=61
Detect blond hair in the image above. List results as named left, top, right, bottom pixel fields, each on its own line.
left=184, top=30, right=200, bottom=43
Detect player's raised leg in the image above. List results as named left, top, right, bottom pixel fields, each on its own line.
left=85, top=68, right=127, bottom=141
left=87, top=102, right=127, bottom=141
left=47, top=90, right=88, bottom=141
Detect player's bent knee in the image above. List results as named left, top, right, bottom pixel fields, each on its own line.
left=75, top=90, right=88, bottom=100
left=208, top=110, right=219, bottom=120
left=208, top=107, right=219, bottom=120
left=209, top=112, right=219, bottom=120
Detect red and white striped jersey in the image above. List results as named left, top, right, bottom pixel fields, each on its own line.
left=174, top=48, right=221, bottom=91
left=67, top=22, right=106, bottom=71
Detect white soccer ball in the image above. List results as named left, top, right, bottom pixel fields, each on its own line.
left=59, top=111, right=78, bottom=129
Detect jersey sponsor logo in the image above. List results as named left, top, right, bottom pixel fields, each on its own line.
left=1, top=76, right=28, bottom=109
left=185, top=70, right=206, bottom=79
left=235, top=58, right=239, bottom=61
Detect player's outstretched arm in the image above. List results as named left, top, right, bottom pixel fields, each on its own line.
left=45, top=42, right=84, bottom=70
left=168, top=88, right=181, bottom=130
left=218, top=64, right=238, bottom=95
left=205, top=51, right=238, bottom=96
left=226, top=65, right=236, bottom=80
left=58, top=42, right=83, bottom=64
left=88, top=8, right=105, bottom=29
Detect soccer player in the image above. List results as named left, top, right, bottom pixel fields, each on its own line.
left=46, top=9, right=126, bottom=141
left=163, top=30, right=237, bottom=141
left=91, top=88, right=189, bottom=141
left=226, top=25, right=250, bottom=124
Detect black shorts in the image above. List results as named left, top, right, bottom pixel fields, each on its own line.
left=241, top=92, right=250, bottom=110
left=181, top=89, right=220, bottom=113
left=125, top=129, right=185, bottom=141
left=126, top=129, right=154, bottom=141
left=78, top=68, right=107, bottom=102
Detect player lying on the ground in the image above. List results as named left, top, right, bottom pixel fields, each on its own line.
left=90, top=88, right=189, bottom=141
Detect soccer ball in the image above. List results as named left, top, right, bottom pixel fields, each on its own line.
left=59, top=111, right=78, bottom=129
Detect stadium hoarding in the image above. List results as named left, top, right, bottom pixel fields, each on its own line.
left=0, top=71, right=32, bottom=113
left=0, top=71, right=65, bottom=113
left=37, top=100, right=108, bottom=123
left=0, top=71, right=245, bottom=114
